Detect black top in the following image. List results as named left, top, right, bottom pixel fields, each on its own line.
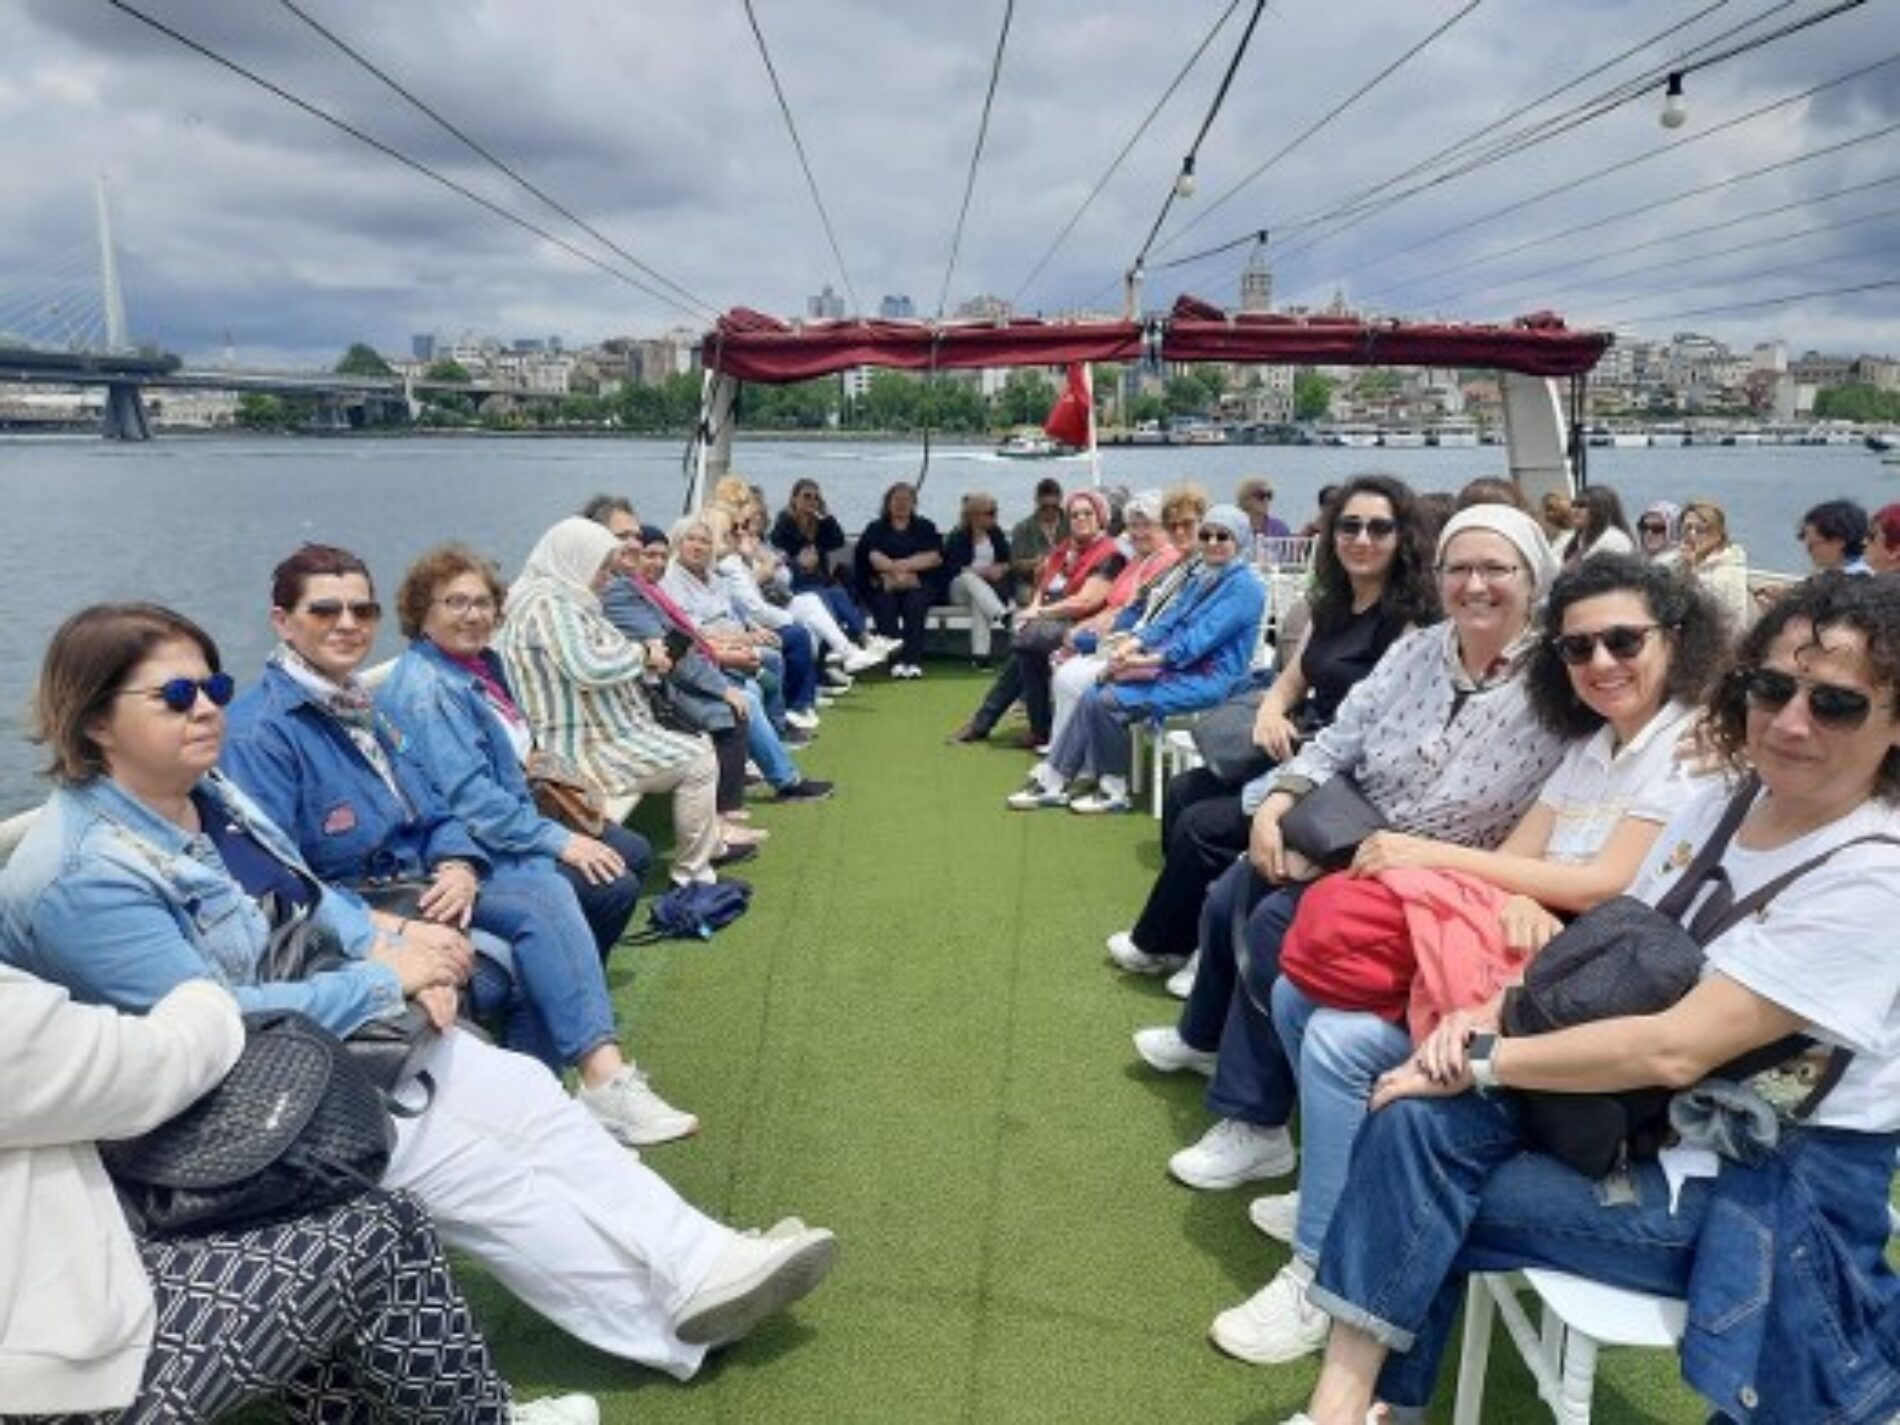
left=942, top=522, right=1014, bottom=586
left=854, top=516, right=944, bottom=596
left=193, top=787, right=313, bottom=913
left=1300, top=602, right=1406, bottom=729
left=769, top=511, right=847, bottom=591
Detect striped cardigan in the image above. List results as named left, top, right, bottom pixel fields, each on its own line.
left=494, top=583, right=705, bottom=795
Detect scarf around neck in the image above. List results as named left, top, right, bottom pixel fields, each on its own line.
left=270, top=643, right=405, bottom=805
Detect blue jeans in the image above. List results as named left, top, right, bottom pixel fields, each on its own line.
left=808, top=583, right=866, bottom=641
left=739, top=680, right=801, bottom=789
left=1310, top=1092, right=1706, bottom=1409
left=1272, top=979, right=1413, bottom=1264
left=1178, top=857, right=1301, bottom=1128
left=552, top=820, right=651, bottom=960
left=777, top=623, right=819, bottom=712
left=468, top=864, right=619, bottom=1074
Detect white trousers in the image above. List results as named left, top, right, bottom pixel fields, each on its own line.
left=633, top=744, right=721, bottom=883
left=949, top=570, right=1008, bottom=658
left=1049, top=652, right=1106, bottom=746
left=788, top=592, right=854, bottom=658
left=385, top=1030, right=733, bottom=1379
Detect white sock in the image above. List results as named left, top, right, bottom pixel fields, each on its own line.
left=1033, top=761, right=1065, bottom=793
left=1098, top=773, right=1129, bottom=800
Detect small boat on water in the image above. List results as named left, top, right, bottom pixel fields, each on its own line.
left=1379, top=427, right=1427, bottom=448
left=1429, top=419, right=1480, bottom=448
left=996, top=429, right=1067, bottom=459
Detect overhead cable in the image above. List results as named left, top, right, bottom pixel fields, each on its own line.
left=276, top=0, right=717, bottom=321
left=1008, top=0, right=1247, bottom=307
left=936, top=0, right=1016, bottom=319
left=102, top=0, right=710, bottom=320
left=1608, top=275, right=1900, bottom=325
left=740, top=0, right=862, bottom=317
left=1574, top=218, right=1899, bottom=316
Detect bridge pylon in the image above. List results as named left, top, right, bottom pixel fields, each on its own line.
left=101, top=381, right=151, bottom=441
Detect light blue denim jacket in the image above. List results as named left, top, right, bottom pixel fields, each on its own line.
left=0, top=772, right=402, bottom=1036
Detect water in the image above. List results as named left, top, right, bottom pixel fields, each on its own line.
left=0, top=431, right=1891, bottom=808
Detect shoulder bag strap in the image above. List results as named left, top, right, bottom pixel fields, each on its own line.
left=1653, top=774, right=1762, bottom=922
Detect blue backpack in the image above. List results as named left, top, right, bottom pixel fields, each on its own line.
left=637, top=879, right=752, bottom=941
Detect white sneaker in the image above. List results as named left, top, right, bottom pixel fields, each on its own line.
left=1005, top=780, right=1071, bottom=810
left=867, top=633, right=903, bottom=655
left=1165, top=950, right=1200, bottom=1000
left=1168, top=1118, right=1298, bottom=1190
left=843, top=646, right=884, bottom=673
left=511, top=1394, right=600, bottom=1424
left=1132, top=1025, right=1217, bottom=1077
left=1209, top=1260, right=1330, bottom=1364
left=1248, top=1190, right=1300, bottom=1245
left=673, top=1225, right=839, bottom=1345
left=1106, top=931, right=1186, bottom=976
left=1069, top=790, right=1132, bottom=815
left=577, top=1066, right=700, bottom=1147
left=785, top=707, right=821, bottom=732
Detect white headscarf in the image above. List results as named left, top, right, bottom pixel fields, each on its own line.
left=508, top=516, right=620, bottom=615
left=1124, top=489, right=1165, bottom=524
left=1435, top=504, right=1559, bottom=598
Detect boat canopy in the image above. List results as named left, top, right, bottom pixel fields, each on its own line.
left=700, top=295, right=1611, bottom=383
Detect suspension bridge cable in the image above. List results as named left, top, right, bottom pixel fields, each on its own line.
left=275, top=0, right=718, bottom=321
left=1607, top=275, right=1900, bottom=325
left=101, top=0, right=709, bottom=321
left=1349, top=47, right=1900, bottom=302
left=1007, top=0, right=1246, bottom=307
left=936, top=0, right=1016, bottom=319
left=1151, top=0, right=1483, bottom=261
left=739, top=0, right=862, bottom=317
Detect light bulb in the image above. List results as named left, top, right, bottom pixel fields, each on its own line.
left=1175, top=156, right=1197, bottom=200
left=1660, top=73, right=1687, bottom=130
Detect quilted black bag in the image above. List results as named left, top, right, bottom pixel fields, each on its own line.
left=1279, top=774, right=1388, bottom=871
left=100, top=1010, right=394, bottom=1239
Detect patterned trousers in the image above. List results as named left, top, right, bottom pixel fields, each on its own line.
left=11, top=1191, right=511, bottom=1424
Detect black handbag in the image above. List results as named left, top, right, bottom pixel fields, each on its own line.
left=1279, top=774, right=1388, bottom=870
left=101, top=1010, right=394, bottom=1239
left=1012, top=616, right=1071, bottom=656
left=1191, top=689, right=1271, bottom=786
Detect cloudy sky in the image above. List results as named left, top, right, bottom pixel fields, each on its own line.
left=2, top=0, right=1895, bottom=367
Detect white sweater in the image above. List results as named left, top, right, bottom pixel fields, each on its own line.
left=0, top=968, right=243, bottom=1412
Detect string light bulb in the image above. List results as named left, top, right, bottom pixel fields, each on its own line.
left=1174, top=155, right=1197, bottom=200
left=1660, top=72, right=1687, bottom=129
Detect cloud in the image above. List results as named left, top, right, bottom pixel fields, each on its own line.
left=0, top=0, right=1892, bottom=363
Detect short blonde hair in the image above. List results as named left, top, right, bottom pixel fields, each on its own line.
left=1161, top=483, right=1210, bottom=526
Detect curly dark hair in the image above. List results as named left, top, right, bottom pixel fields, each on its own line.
left=396, top=543, right=507, bottom=640
left=1706, top=573, right=1900, bottom=802
left=1525, top=553, right=1726, bottom=739
left=1308, top=473, right=1441, bottom=639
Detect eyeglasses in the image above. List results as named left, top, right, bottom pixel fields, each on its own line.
left=1335, top=516, right=1398, bottom=542
left=1550, top=624, right=1664, bottom=665
left=1198, top=528, right=1236, bottom=545
left=1637, top=520, right=1667, bottom=535
left=1437, top=562, right=1521, bottom=586
left=119, top=672, right=237, bottom=713
left=1742, top=666, right=1880, bottom=732
left=434, top=593, right=497, bottom=616
left=301, top=599, right=382, bottom=623
left=1068, top=505, right=1099, bottom=521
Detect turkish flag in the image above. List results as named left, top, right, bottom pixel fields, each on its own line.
left=1043, top=363, right=1092, bottom=448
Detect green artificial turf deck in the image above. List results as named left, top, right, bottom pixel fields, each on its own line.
left=446, top=663, right=1715, bottom=1425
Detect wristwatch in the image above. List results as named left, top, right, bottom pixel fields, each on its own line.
left=1468, top=1033, right=1500, bottom=1093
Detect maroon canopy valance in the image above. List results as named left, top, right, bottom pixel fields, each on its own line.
left=700, top=297, right=1610, bottom=383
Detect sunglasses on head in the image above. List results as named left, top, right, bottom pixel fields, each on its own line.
left=1742, top=666, right=1878, bottom=731
left=1335, top=516, right=1398, bottom=541
left=1550, top=624, right=1663, bottom=665
left=121, top=672, right=237, bottom=713
left=302, top=598, right=382, bottom=623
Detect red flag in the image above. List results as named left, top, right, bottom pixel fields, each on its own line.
left=1042, top=363, right=1092, bottom=448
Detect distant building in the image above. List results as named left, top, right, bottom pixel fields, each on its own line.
left=1239, top=248, right=1273, bottom=313
left=955, top=294, right=1012, bottom=323
left=411, top=333, right=437, bottom=362
left=808, top=285, right=846, bottom=321
left=878, top=294, right=915, bottom=319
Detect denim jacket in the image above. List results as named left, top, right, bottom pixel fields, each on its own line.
left=376, top=640, right=570, bottom=869
left=222, top=661, right=489, bottom=890
left=1682, top=1127, right=1900, bottom=1423
left=0, top=772, right=400, bottom=1036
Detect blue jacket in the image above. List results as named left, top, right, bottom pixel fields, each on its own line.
left=376, top=640, right=571, bottom=870
left=1113, top=562, right=1266, bottom=719
left=0, top=772, right=400, bottom=1036
left=222, top=661, right=489, bottom=890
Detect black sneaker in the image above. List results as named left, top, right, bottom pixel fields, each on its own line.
left=776, top=779, right=835, bottom=803
left=711, top=842, right=759, bottom=868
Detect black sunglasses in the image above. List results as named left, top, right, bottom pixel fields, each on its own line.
left=1550, top=624, right=1664, bottom=666
left=120, top=672, right=237, bottom=713
left=1637, top=520, right=1667, bottom=534
left=1335, top=516, right=1398, bottom=541
left=302, top=599, right=383, bottom=623
left=1198, top=528, right=1236, bottom=545
left=1743, top=666, right=1878, bottom=731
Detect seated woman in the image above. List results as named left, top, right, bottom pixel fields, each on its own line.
left=1566, top=484, right=1636, bottom=562
left=1636, top=500, right=1683, bottom=564
left=942, top=492, right=1016, bottom=667
left=713, top=506, right=831, bottom=727
left=1870, top=500, right=1900, bottom=575
left=948, top=488, right=1124, bottom=746
left=380, top=543, right=653, bottom=959
left=0, top=603, right=838, bottom=1380
left=220, top=543, right=698, bottom=1147
left=1006, top=502, right=1261, bottom=815
left=770, top=477, right=883, bottom=659
left=497, top=519, right=736, bottom=884
left=743, top=489, right=880, bottom=676
left=0, top=962, right=595, bottom=1424
left=855, top=481, right=944, bottom=679
left=1287, top=573, right=1900, bottom=1425
left=1043, top=485, right=1199, bottom=746
left=1106, top=474, right=1436, bottom=978
left=1211, top=554, right=1723, bottom=1366
left=1133, top=506, right=1568, bottom=1198
left=1679, top=499, right=1752, bottom=634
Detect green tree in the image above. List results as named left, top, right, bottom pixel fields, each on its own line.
left=994, top=370, right=1057, bottom=427
left=234, top=393, right=286, bottom=429
left=1164, top=375, right=1211, bottom=418
left=1127, top=393, right=1168, bottom=426
left=334, top=342, right=394, bottom=377
left=1814, top=382, right=1900, bottom=423
left=1293, top=370, right=1335, bottom=422
left=423, top=358, right=472, bottom=383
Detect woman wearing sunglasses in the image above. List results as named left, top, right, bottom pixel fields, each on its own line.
left=1635, top=500, right=1683, bottom=564
left=1, top=602, right=838, bottom=1384
left=1004, top=503, right=1263, bottom=815
left=1283, top=572, right=1900, bottom=1425
left=1106, top=474, right=1438, bottom=981
left=1678, top=499, right=1752, bottom=635
left=1207, top=554, right=1725, bottom=1366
